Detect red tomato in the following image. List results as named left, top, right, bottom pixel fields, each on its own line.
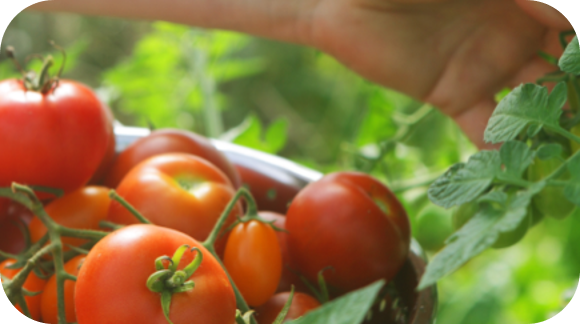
left=0, top=200, right=34, bottom=254
left=286, top=172, right=410, bottom=292
left=0, top=79, right=111, bottom=194
left=0, top=259, right=47, bottom=321
left=223, top=219, right=282, bottom=307
left=258, top=212, right=308, bottom=293
left=107, top=153, right=242, bottom=245
left=40, top=255, right=85, bottom=324
left=104, top=129, right=241, bottom=188
left=28, top=186, right=111, bottom=250
left=88, top=104, right=117, bottom=185
left=74, top=224, right=236, bottom=324
left=234, top=163, right=301, bottom=214
left=254, top=292, right=321, bottom=324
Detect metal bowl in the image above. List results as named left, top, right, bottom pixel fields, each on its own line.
left=114, top=125, right=437, bottom=324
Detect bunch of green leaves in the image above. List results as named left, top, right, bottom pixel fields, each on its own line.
left=419, top=36, right=580, bottom=289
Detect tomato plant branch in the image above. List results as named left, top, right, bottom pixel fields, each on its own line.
left=201, top=187, right=258, bottom=324
left=109, top=190, right=151, bottom=224
left=2, top=243, right=53, bottom=318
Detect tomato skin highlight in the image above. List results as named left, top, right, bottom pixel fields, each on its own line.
left=0, top=259, right=47, bottom=321
left=28, top=186, right=111, bottom=250
left=104, top=129, right=241, bottom=188
left=74, top=224, right=236, bottom=324
left=223, top=219, right=282, bottom=307
left=286, top=172, right=410, bottom=292
left=40, top=255, right=85, bottom=324
left=0, top=79, right=111, bottom=194
left=107, top=153, right=241, bottom=245
left=254, top=292, right=321, bottom=324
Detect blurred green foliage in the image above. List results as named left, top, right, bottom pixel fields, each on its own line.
left=1, top=11, right=578, bottom=324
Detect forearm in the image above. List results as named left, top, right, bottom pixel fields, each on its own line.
left=29, top=0, right=315, bottom=45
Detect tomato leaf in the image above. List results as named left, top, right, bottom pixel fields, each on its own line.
left=287, top=280, right=384, bottom=324
left=536, top=143, right=564, bottom=161
left=559, top=36, right=580, bottom=75
left=498, top=141, right=534, bottom=181
left=272, top=287, right=294, bottom=324
left=564, top=153, right=580, bottom=206
left=484, top=83, right=565, bottom=144
left=221, top=115, right=288, bottom=154
left=428, top=151, right=501, bottom=208
left=419, top=184, right=544, bottom=290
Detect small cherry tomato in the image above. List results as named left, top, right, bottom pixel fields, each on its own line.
left=528, top=157, right=576, bottom=220
left=223, top=219, right=282, bottom=307
left=74, top=224, right=236, bottom=324
left=107, top=153, right=242, bottom=245
left=414, top=204, right=453, bottom=251
left=104, top=129, right=241, bottom=188
left=286, top=172, right=410, bottom=293
left=255, top=292, right=321, bottom=324
left=258, top=212, right=308, bottom=293
left=40, top=255, right=85, bottom=324
left=28, top=186, right=111, bottom=250
left=0, top=259, right=47, bottom=321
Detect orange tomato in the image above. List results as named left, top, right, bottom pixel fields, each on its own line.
left=0, top=259, right=47, bottom=321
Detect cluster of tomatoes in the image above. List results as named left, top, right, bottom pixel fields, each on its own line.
left=0, top=51, right=412, bottom=324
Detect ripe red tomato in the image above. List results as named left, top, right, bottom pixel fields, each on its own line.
left=258, top=212, right=308, bottom=293
left=28, top=186, right=111, bottom=250
left=74, top=224, right=236, bottom=324
left=254, top=292, right=321, bottom=324
left=0, top=258, right=47, bottom=321
left=40, top=255, right=85, bottom=324
left=223, top=219, right=282, bottom=307
left=0, top=79, right=111, bottom=194
left=107, top=153, right=242, bottom=245
left=286, top=172, right=410, bottom=292
left=0, top=200, right=34, bottom=254
left=104, top=129, right=241, bottom=188
left=88, top=104, right=117, bottom=185
left=233, top=163, right=301, bottom=214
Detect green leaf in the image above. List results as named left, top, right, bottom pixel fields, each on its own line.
left=221, top=115, right=288, bottom=154
left=272, top=287, right=294, bottom=324
left=288, top=280, right=384, bottom=324
left=265, top=118, right=289, bottom=154
left=498, top=141, right=534, bottom=180
left=559, top=36, right=580, bottom=74
left=536, top=143, right=564, bottom=161
left=419, top=188, right=542, bottom=290
left=564, top=153, right=580, bottom=206
left=428, top=151, right=501, bottom=208
left=484, top=83, right=565, bottom=144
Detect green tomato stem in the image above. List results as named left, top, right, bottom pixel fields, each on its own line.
left=108, top=190, right=151, bottom=224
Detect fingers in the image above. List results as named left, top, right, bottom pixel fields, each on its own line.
left=452, top=98, right=499, bottom=150
left=514, top=0, right=572, bottom=30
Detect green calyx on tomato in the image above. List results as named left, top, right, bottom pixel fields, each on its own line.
left=528, top=156, right=576, bottom=220
left=147, top=245, right=204, bottom=324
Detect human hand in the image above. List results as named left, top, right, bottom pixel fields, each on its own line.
left=304, top=0, right=572, bottom=148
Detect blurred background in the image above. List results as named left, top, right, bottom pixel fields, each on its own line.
left=1, top=10, right=578, bottom=324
